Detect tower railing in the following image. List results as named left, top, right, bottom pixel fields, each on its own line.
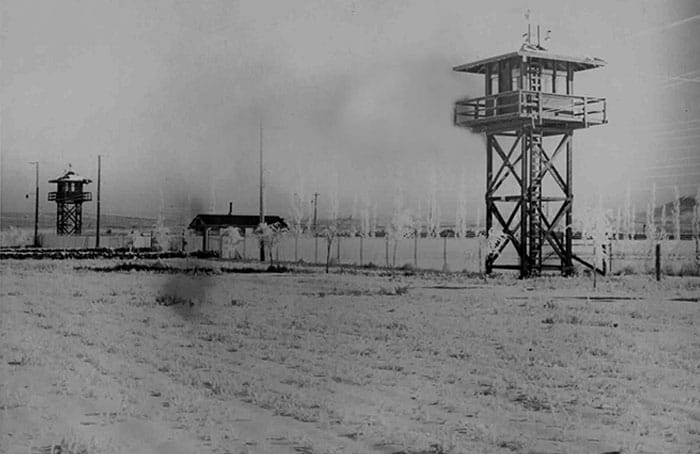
left=48, top=192, right=93, bottom=203
left=455, top=90, right=606, bottom=130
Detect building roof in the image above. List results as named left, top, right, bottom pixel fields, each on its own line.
left=453, top=44, right=606, bottom=74
left=48, top=169, right=92, bottom=184
left=188, top=214, right=287, bottom=231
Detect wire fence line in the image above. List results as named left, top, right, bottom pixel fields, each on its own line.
left=2, top=227, right=697, bottom=275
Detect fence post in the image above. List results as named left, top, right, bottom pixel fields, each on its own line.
left=385, top=236, right=390, bottom=267
left=414, top=230, right=418, bottom=268
left=655, top=243, right=661, bottom=281
left=593, top=245, right=597, bottom=289
left=478, top=236, right=482, bottom=273
left=360, top=236, right=364, bottom=266
left=695, top=232, right=699, bottom=274
left=442, top=236, right=448, bottom=271
left=314, top=235, right=319, bottom=264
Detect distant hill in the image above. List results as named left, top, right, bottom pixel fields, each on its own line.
left=0, top=211, right=164, bottom=231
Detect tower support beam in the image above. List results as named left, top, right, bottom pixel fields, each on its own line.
left=483, top=127, right=574, bottom=277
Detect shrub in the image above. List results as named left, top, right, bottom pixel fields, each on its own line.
left=614, top=265, right=636, bottom=276
left=678, top=262, right=699, bottom=277
left=399, top=262, right=414, bottom=271
left=663, top=263, right=677, bottom=276
left=394, top=285, right=409, bottom=295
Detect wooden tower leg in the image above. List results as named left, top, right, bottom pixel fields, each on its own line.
left=75, top=203, right=83, bottom=235
left=519, top=128, right=530, bottom=278
left=56, top=203, right=62, bottom=235
left=485, top=133, right=493, bottom=274
left=564, top=134, right=574, bottom=275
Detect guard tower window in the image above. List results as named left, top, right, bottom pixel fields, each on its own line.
left=555, top=62, right=568, bottom=94
left=490, top=72, right=499, bottom=94
left=542, top=68, right=554, bottom=93
left=511, top=67, right=521, bottom=90
left=500, top=60, right=512, bottom=92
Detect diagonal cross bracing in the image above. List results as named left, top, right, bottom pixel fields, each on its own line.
left=534, top=136, right=570, bottom=193
left=490, top=135, right=523, bottom=188
left=484, top=127, right=574, bottom=276
left=488, top=201, right=523, bottom=262
left=531, top=134, right=569, bottom=189
left=489, top=133, right=523, bottom=193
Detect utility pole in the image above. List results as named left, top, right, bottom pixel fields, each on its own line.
left=312, top=192, right=319, bottom=231
left=29, top=161, right=39, bottom=247
left=259, top=118, right=265, bottom=261
left=312, top=192, right=319, bottom=263
left=95, top=155, right=101, bottom=248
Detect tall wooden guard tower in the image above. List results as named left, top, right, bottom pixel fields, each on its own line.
left=48, top=166, right=93, bottom=235
left=454, top=39, right=606, bottom=277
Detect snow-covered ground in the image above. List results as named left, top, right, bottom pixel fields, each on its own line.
left=1, top=259, right=699, bottom=453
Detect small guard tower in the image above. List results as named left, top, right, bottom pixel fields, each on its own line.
left=453, top=33, right=606, bottom=277
left=48, top=166, right=93, bottom=235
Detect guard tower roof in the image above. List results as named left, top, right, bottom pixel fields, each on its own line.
left=188, top=214, right=287, bottom=232
left=453, top=44, right=606, bottom=74
left=48, top=169, right=92, bottom=184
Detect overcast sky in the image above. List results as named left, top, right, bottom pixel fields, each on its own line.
left=2, top=0, right=699, bottom=223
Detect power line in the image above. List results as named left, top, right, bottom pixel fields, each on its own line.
left=626, top=118, right=700, bottom=129
left=637, top=143, right=699, bottom=150
left=652, top=130, right=700, bottom=140
left=631, top=145, right=699, bottom=154
left=664, top=68, right=700, bottom=80
left=662, top=78, right=700, bottom=88
left=648, top=162, right=700, bottom=171
left=649, top=172, right=700, bottom=179
left=654, top=182, right=700, bottom=190
left=633, top=13, right=700, bottom=38
left=651, top=126, right=700, bottom=136
left=629, top=130, right=700, bottom=141
left=591, top=133, right=700, bottom=145
left=658, top=156, right=700, bottom=165
left=657, top=75, right=700, bottom=87
left=664, top=78, right=700, bottom=89
left=658, top=128, right=700, bottom=137
left=651, top=133, right=700, bottom=141
left=652, top=69, right=700, bottom=87
left=658, top=155, right=700, bottom=162
left=621, top=119, right=700, bottom=134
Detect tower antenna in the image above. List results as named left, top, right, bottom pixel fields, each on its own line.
left=258, top=117, right=265, bottom=261
left=524, top=9, right=531, bottom=44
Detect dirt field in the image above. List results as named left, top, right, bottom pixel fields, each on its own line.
left=1, top=259, right=699, bottom=454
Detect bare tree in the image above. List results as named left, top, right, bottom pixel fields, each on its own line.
left=580, top=197, right=612, bottom=288
left=290, top=189, right=307, bottom=262
left=255, top=223, right=287, bottom=267
left=323, top=175, right=340, bottom=273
